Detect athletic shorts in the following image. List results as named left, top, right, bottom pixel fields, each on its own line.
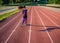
left=23, top=15, right=27, bottom=18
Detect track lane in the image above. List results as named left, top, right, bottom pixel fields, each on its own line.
left=0, top=6, right=60, bottom=43
left=35, top=6, right=56, bottom=27
left=27, top=6, right=52, bottom=43
left=39, top=6, right=60, bottom=21
left=38, top=6, right=60, bottom=25
left=0, top=7, right=29, bottom=27
left=4, top=6, right=32, bottom=43
left=40, top=6, right=60, bottom=16
left=0, top=6, right=31, bottom=43
left=36, top=6, right=60, bottom=43
left=0, top=12, right=22, bottom=43
left=0, top=12, right=22, bottom=27
left=28, top=6, right=33, bottom=43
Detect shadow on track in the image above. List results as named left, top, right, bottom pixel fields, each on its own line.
left=26, top=24, right=60, bottom=32
left=37, top=27, right=60, bottom=32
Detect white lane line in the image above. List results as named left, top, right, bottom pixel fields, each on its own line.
left=5, top=18, right=23, bottom=43
left=38, top=7, right=59, bottom=27
left=0, top=7, right=30, bottom=30
left=39, top=6, right=60, bottom=21
left=0, top=12, right=22, bottom=30
left=28, top=7, right=32, bottom=43
left=45, top=6, right=60, bottom=15
left=34, top=7, right=54, bottom=43
left=47, top=13, right=60, bottom=21
left=5, top=7, right=31, bottom=43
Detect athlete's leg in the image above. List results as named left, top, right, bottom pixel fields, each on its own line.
left=22, top=18, right=25, bottom=24
left=25, top=18, right=27, bottom=24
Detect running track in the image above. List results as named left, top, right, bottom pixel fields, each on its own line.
left=0, top=6, right=60, bottom=43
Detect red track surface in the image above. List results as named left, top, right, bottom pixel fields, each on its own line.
left=0, top=6, right=60, bottom=43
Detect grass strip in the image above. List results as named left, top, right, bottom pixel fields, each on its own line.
left=0, top=9, right=19, bottom=21
left=46, top=4, right=60, bottom=8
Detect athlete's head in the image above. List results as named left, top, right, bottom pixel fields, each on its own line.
left=24, top=6, right=26, bottom=8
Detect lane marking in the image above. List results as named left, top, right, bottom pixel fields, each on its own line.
left=0, top=12, right=22, bottom=30
left=4, top=7, right=31, bottom=43
left=39, top=6, right=60, bottom=22
left=0, top=7, right=30, bottom=30
left=5, top=7, right=31, bottom=43
left=28, top=7, right=32, bottom=43
left=45, top=6, right=60, bottom=15
left=41, top=9, right=59, bottom=27
left=38, top=6, right=59, bottom=27
left=34, top=6, right=54, bottom=43
left=5, top=18, right=23, bottom=43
